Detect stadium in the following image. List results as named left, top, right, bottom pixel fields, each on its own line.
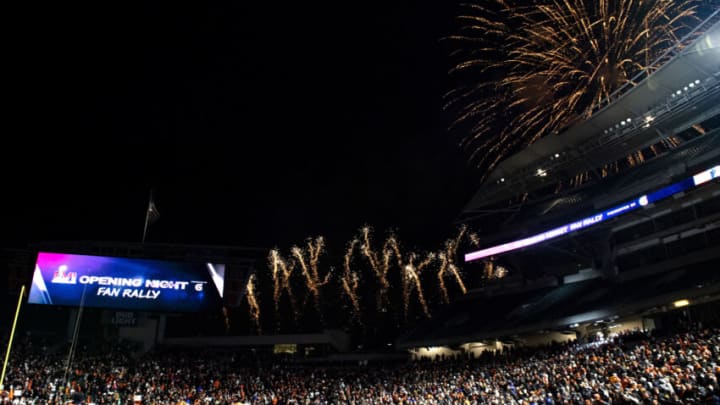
left=2, top=5, right=720, bottom=405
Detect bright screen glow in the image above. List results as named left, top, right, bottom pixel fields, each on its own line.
left=28, top=252, right=226, bottom=312
left=465, top=165, right=719, bottom=262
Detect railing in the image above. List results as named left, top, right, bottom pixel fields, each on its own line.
left=590, top=9, right=720, bottom=117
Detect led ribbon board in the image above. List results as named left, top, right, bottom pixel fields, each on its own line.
left=465, top=165, right=720, bottom=263
left=28, top=252, right=226, bottom=312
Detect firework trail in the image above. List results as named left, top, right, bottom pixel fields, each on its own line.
left=340, top=239, right=362, bottom=319
left=291, top=236, right=331, bottom=312
left=483, top=260, right=509, bottom=279
left=268, top=249, right=297, bottom=318
left=437, top=226, right=469, bottom=304
left=245, top=273, right=261, bottom=333
left=359, top=226, right=394, bottom=309
left=484, top=260, right=494, bottom=279
left=444, top=0, right=703, bottom=175
left=468, top=231, right=481, bottom=247
left=387, top=238, right=434, bottom=319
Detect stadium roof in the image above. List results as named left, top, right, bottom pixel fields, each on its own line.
left=460, top=14, right=720, bottom=215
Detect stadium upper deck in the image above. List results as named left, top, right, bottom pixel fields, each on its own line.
left=394, top=14, right=720, bottom=350
left=459, top=15, right=720, bottom=220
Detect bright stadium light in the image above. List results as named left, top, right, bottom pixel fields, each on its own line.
left=673, top=299, right=690, bottom=308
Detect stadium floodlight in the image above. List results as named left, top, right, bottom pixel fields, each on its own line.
left=673, top=299, right=690, bottom=308
left=643, top=115, right=654, bottom=128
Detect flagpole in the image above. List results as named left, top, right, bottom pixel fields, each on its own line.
left=142, top=190, right=153, bottom=244
left=142, top=207, right=150, bottom=244
left=63, top=283, right=87, bottom=392
left=0, top=285, right=25, bottom=390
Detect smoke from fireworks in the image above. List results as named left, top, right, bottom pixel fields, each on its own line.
left=340, top=239, right=362, bottom=319
left=245, top=273, right=261, bottom=333
left=437, top=225, right=469, bottom=304
left=444, top=0, right=703, bottom=175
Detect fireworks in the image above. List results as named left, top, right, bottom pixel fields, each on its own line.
left=340, top=239, right=362, bottom=319
left=436, top=226, right=469, bottom=304
left=291, top=236, right=331, bottom=313
left=468, top=231, right=481, bottom=248
left=386, top=238, right=434, bottom=319
left=256, top=224, right=484, bottom=333
left=245, top=273, right=261, bottom=333
left=484, top=260, right=509, bottom=279
left=359, top=226, right=394, bottom=309
left=402, top=252, right=434, bottom=319
left=268, top=249, right=297, bottom=318
left=444, top=0, right=703, bottom=175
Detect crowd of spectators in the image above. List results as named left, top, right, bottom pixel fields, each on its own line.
left=1, top=327, right=720, bottom=404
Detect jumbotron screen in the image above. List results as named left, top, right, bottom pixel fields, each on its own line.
left=28, top=252, right=226, bottom=312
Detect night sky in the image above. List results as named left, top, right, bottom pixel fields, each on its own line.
left=4, top=2, right=481, bottom=254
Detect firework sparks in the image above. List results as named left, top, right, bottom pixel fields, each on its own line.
left=444, top=0, right=703, bottom=175
left=292, top=236, right=331, bottom=312
left=359, top=226, right=394, bottom=309
left=386, top=238, right=434, bottom=319
left=403, top=252, right=435, bottom=319
left=268, top=249, right=297, bottom=318
left=245, top=273, right=261, bottom=333
left=436, top=226, right=469, bottom=304
left=468, top=231, right=481, bottom=247
left=484, top=260, right=509, bottom=279
left=340, top=239, right=362, bottom=319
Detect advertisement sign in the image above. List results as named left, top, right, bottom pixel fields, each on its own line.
left=28, top=252, right=225, bottom=312
left=465, top=164, right=719, bottom=262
